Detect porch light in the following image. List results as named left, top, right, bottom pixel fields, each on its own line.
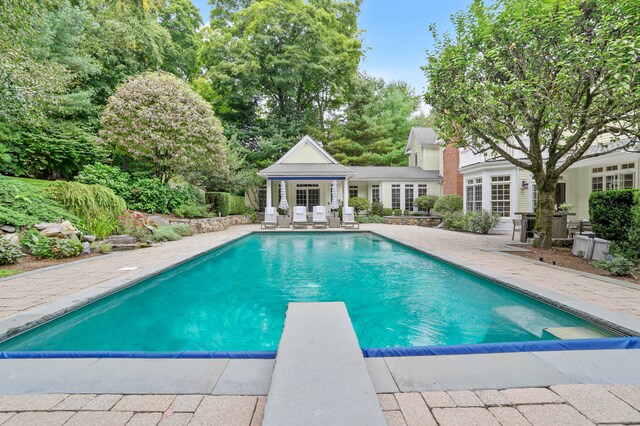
left=521, top=180, right=529, bottom=190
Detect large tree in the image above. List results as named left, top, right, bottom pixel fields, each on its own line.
left=424, top=0, right=639, bottom=247
left=98, top=71, right=228, bottom=183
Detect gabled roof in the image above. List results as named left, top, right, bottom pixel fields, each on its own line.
left=405, top=127, right=442, bottom=154
left=348, top=166, right=442, bottom=181
left=277, top=135, right=339, bottom=165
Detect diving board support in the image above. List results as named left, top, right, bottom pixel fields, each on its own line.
left=262, top=302, right=385, bottom=426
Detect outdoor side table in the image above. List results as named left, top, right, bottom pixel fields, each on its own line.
left=328, top=216, right=341, bottom=228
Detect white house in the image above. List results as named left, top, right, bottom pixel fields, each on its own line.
left=459, top=136, right=640, bottom=230
left=251, top=131, right=445, bottom=212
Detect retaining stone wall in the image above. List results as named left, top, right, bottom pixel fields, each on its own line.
left=168, top=215, right=253, bottom=234
left=383, top=216, right=442, bottom=227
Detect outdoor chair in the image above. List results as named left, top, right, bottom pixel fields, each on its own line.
left=261, top=207, right=278, bottom=229
left=568, top=220, right=592, bottom=238
left=312, top=205, right=328, bottom=229
left=292, top=206, right=308, bottom=229
left=342, top=206, right=359, bottom=229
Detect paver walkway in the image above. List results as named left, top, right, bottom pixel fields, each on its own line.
left=1, top=385, right=640, bottom=425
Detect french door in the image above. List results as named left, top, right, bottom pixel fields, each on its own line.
left=296, top=185, right=320, bottom=212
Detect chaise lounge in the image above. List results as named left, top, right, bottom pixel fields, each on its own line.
left=261, top=207, right=278, bottom=229
left=312, top=205, right=328, bottom=229
left=292, top=206, right=308, bottom=229
left=342, top=206, right=359, bottom=229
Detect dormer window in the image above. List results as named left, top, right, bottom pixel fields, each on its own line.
left=414, top=153, right=418, bottom=167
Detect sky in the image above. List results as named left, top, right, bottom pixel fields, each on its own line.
left=191, top=0, right=474, bottom=94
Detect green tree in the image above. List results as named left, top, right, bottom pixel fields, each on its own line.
left=99, top=71, right=228, bottom=183
left=157, top=0, right=203, bottom=80
left=424, top=0, right=640, bottom=247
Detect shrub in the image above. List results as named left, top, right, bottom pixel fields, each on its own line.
left=128, top=178, right=174, bottom=213
left=382, top=208, right=393, bottom=216
left=97, top=243, right=112, bottom=254
left=370, top=201, right=384, bottom=217
left=355, top=215, right=384, bottom=223
left=349, top=197, right=370, bottom=215
left=117, top=210, right=152, bottom=241
left=207, top=192, right=246, bottom=216
left=19, top=229, right=42, bottom=253
left=240, top=206, right=257, bottom=223
left=46, top=181, right=126, bottom=238
left=75, top=163, right=131, bottom=199
left=33, top=237, right=83, bottom=259
left=591, top=255, right=636, bottom=277
left=415, top=195, right=439, bottom=214
left=442, top=211, right=467, bottom=231
left=0, top=238, right=22, bottom=265
left=151, top=226, right=182, bottom=242
left=0, top=177, right=80, bottom=227
left=434, top=194, right=463, bottom=214
left=589, top=189, right=637, bottom=242
left=466, top=210, right=500, bottom=234
left=171, top=224, right=193, bottom=237
left=173, top=204, right=209, bottom=219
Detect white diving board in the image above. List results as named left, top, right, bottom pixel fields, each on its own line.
left=262, top=302, right=386, bottom=426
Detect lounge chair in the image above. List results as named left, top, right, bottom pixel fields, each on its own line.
left=312, top=205, right=328, bottom=229
left=292, top=206, right=308, bottom=229
left=261, top=207, right=277, bottom=229
left=342, top=206, right=359, bottom=229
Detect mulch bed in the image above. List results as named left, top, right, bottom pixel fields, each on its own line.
left=506, top=244, right=640, bottom=286
left=0, top=252, right=104, bottom=275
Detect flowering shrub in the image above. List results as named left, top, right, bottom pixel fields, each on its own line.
left=116, top=210, right=151, bottom=241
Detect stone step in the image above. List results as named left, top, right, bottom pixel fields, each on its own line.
left=544, top=326, right=610, bottom=340
left=262, top=302, right=385, bottom=426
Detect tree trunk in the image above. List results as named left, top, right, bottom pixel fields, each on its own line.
left=535, top=186, right=556, bottom=249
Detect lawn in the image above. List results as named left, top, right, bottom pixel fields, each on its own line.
left=0, top=270, right=22, bottom=278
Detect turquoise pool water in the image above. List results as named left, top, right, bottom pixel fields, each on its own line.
left=0, top=233, right=610, bottom=352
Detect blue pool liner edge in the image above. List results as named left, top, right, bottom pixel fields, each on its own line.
left=0, top=337, right=638, bottom=359
left=361, top=336, right=640, bottom=357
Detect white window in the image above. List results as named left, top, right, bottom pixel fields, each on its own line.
left=349, top=185, right=358, bottom=199
left=371, top=185, right=380, bottom=203
left=491, top=176, right=510, bottom=217
left=391, top=185, right=401, bottom=210
left=405, top=185, right=414, bottom=211
left=418, top=184, right=427, bottom=197
left=532, top=183, right=538, bottom=212
left=591, top=163, right=636, bottom=192
left=466, top=178, right=482, bottom=212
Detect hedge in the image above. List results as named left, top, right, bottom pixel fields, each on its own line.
left=589, top=189, right=638, bottom=242
left=206, top=192, right=246, bottom=216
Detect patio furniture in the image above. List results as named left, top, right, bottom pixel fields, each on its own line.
left=515, top=212, right=575, bottom=242
left=312, top=206, right=328, bottom=229
left=511, top=218, right=522, bottom=241
left=292, top=206, right=308, bottom=229
left=568, top=220, right=592, bottom=238
left=328, top=216, right=341, bottom=228
left=261, top=207, right=278, bottom=229
left=277, top=215, right=290, bottom=228
left=342, top=206, right=359, bottom=229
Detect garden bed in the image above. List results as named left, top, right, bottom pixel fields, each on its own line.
left=0, top=252, right=105, bottom=277
left=507, top=245, right=639, bottom=285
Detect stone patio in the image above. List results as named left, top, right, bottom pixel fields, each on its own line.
left=1, top=224, right=640, bottom=424
left=1, top=385, right=640, bottom=425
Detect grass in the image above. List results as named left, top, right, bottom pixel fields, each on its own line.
left=4, top=176, right=53, bottom=189
left=0, top=270, right=22, bottom=278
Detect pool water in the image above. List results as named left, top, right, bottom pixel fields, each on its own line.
left=0, top=233, right=611, bottom=352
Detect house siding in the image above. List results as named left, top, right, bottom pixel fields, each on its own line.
left=282, top=144, right=330, bottom=163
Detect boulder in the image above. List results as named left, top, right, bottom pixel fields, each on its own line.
left=82, top=242, right=91, bottom=255
left=105, top=235, right=138, bottom=245
left=41, top=227, right=62, bottom=237
left=147, top=215, right=171, bottom=227
left=34, top=222, right=57, bottom=230
left=0, top=225, right=16, bottom=233
left=82, top=234, right=96, bottom=243
left=60, top=220, right=77, bottom=233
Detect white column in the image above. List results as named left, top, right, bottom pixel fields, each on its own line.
left=266, top=180, right=272, bottom=208
left=343, top=179, right=349, bottom=207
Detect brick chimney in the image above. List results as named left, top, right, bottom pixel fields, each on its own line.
left=442, top=144, right=463, bottom=196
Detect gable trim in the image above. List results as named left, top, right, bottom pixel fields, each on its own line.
left=277, top=135, right=339, bottom=165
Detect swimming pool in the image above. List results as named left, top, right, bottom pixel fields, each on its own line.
left=0, top=233, right=614, bottom=352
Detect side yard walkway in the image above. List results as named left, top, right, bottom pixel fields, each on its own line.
left=1, top=384, right=640, bottom=425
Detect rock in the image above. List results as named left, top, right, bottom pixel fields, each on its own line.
left=60, top=220, right=76, bottom=233
left=34, top=222, right=57, bottom=230
left=8, top=235, right=20, bottom=246
left=82, top=242, right=91, bottom=255
left=55, top=233, right=68, bottom=239
left=41, top=227, right=62, bottom=237
left=0, top=225, right=16, bottom=233
left=110, top=243, right=139, bottom=251
left=147, top=215, right=171, bottom=227
left=82, top=234, right=96, bottom=243
left=68, top=233, right=80, bottom=243
left=105, top=235, right=138, bottom=245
